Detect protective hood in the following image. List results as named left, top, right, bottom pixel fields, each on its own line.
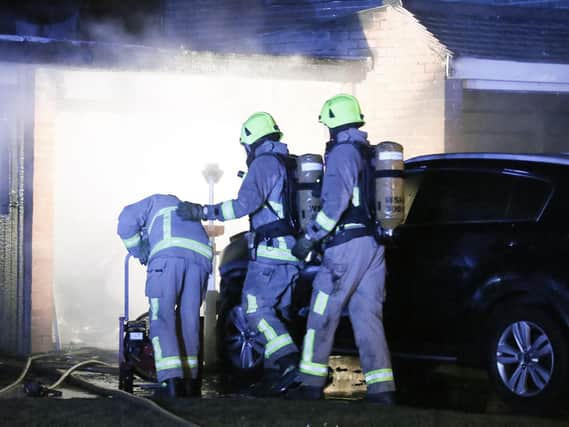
left=326, top=127, right=368, bottom=155
left=247, top=138, right=289, bottom=167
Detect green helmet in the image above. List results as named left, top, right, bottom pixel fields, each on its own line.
left=240, top=112, right=283, bottom=145
left=318, top=94, right=365, bottom=129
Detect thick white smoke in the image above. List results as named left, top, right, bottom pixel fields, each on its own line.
left=46, top=56, right=351, bottom=349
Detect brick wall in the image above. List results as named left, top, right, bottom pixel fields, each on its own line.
left=355, top=6, right=448, bottom=158
left=31, top=69, right=56, bottom=353
left=248, top=5, right=448, bottom=157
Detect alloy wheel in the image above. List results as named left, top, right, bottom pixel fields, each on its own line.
left=495, top=320, right=554, bottom=397
left=223, top=306, right=264, bottom=370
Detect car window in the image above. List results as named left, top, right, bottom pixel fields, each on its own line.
left=402, top=172, right=423, bottom=220
left=405, top=169, right=550, bottom=225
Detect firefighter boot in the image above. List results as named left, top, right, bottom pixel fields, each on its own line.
left=272, top=353, right=299, bottom=393
left=250, top=353, right=299, bottom=397
left=249, top=369, right=281, bottom=397
left=154, top=377, right=183, bottom=399
left=184, top=378, right=202, bottom=398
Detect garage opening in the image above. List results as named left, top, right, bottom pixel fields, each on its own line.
left=33, top=64, right=349, bottom=350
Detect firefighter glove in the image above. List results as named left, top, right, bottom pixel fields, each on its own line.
left=139, top=238, right=150, bottom=266
left=176, top=201, right=204, bottom=221
left=292, top=235, right=315, bottom=260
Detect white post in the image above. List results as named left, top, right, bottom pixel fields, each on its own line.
left=202, top=163, right=223, bottom=369
left=207, top=179, right=216, bottom=291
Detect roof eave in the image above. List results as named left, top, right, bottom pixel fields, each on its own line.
left=447, top=56, right=569, bottom=93
left=0, top=34, right=370, bottom=82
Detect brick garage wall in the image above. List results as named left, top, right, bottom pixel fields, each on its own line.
left=163, top=2, right=448, bottom=158
left=354, top=6, right=448, bottom=158
left=31, top=69, right=56, bottom=353
left=258, top=5, right=449, bottom=158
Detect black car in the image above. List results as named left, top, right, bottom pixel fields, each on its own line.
left=216, top=152, right=569, bottom=410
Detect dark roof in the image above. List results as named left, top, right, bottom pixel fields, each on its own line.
left=404, top=0, right=569, bottom=64
left=247, top=0, right=569, bottom=63
left=166, top=0, right=381, bottom=54
left=0, top=34, right=367, bottom=81
left=256, top=12, right=373, bottom=60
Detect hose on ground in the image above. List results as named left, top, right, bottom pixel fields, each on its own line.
left=0, top=352, right=58, bottom=396
left=0, top=353, right=200, bottom=427
left=46, top=359, right=113, bottom=390
left=0, top=349, right=95, bottom=396
left=66, top=373, right=200, bottom=427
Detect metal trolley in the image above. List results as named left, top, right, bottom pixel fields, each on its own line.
left=118, top=254, right=157, bottom=392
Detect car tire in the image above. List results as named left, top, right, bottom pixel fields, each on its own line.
left=487, top=305, right=569, bottom=412
left=217, top=304, right=264, bottom=381
left=216, top=277, right=264, bottom=381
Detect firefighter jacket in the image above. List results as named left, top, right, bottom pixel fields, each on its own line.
left=306, top=128, right=371, bottom=242
left=118, top=194, right=212, bottom=272
left=203, top=140, right=299, bottom=264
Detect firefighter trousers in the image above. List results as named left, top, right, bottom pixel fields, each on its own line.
left=298, top=235, right=396, bottom=394
left=242, top=260, right=300, bottom=371
left=146, top=256, right=209, bottom=383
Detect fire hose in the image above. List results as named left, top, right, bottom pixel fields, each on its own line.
left=0, top=353, right=199, bottom=427
left=0, top=352, right=63, bottom=396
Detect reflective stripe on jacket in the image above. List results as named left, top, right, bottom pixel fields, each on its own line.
left=306, top=128, right=370, bottom=242
left=118, top=194, right=212, bottom=270
left=203, top=140, right=299, bottom=263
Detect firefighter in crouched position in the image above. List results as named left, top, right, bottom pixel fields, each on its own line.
left=177, top=112, right=301, bottom=396
left=289, top=94, right=396, bottom=405
left=118, top=194, right=212, bottom=398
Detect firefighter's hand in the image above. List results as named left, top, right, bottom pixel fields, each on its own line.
left=138, top=238, right=150, bottom=266
left=292, top=236, right=315, bottom=260
left=176, top=201, right=204, bottom=221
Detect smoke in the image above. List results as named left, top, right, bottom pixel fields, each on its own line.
left=37, top=16, right=360, bottom=349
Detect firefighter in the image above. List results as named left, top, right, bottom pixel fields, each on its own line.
left=288, top=94, right=396, bottom=405
left=117, top=194, right=212, bottom=398
left=176, top=112, right=300, bottom=396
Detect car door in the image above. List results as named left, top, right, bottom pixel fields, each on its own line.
left=384, top=167, right=551, bottom=359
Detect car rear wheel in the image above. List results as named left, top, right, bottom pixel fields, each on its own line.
left=488, top=306, right=568, bottom=411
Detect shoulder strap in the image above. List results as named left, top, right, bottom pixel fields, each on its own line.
left=329, top=141, right=375, bottom=225
left=251, top=152, right=298, bottom=232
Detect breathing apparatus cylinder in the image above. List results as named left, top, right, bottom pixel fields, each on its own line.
left=374, top=141, right=404, bottom=231
left=296, top=154, right=323, bottom=233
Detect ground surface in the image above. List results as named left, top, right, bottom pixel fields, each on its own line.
left=1, top=397, right=569, bottom=427
left=1, top=349, right=568, bottom=427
